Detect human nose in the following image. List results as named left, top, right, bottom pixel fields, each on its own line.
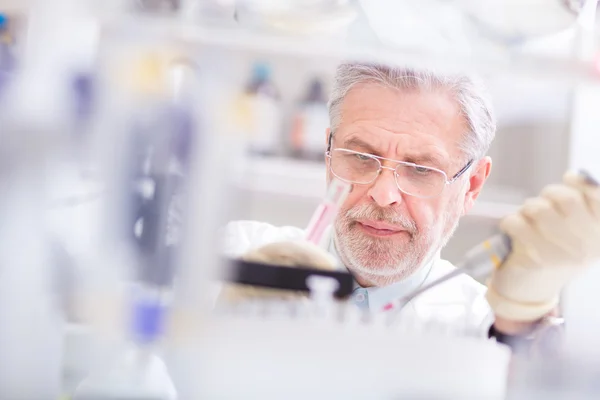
left=367, top=166, right=402, bottom=208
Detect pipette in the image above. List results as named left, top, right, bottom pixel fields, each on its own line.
left=386, top=234, right=512, bottom=312
left=386, top=170, right=600, bottom=312
left=305, top=178, right=352, bottom=245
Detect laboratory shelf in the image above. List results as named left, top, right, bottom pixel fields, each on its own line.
left=94, top=7, right=600, bottom=86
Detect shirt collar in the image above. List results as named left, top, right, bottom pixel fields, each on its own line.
left=322, top=225, right=438, bottom=311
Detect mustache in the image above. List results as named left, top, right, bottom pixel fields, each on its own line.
left=343, top=204, right=417, bottom=234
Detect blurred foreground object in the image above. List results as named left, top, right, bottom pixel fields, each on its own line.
left=218, top=240, right=338, bottom=303
left=359, top=0, right=583, bottom=56
left=235, top=0, right=358, bottom=36
left=508, top=356, right=600, bottom=399
left=72, top=50, right=192, bottom=399
left=0, top=0, right=101, bottom=397
left=0, top=90, right=65, bottom=399
left=191, top=313, right=511, bottom=399
left=217, top=179, right=350, bottom=304
left=0, top=46, right=67, bottom=400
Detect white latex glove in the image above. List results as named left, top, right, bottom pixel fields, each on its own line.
left=486, top=171, right=600, bottom=321
left=218, top=241, right=337, bottom=303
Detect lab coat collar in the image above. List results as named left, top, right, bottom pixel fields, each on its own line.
left=321, top=225, right=437, bottom=310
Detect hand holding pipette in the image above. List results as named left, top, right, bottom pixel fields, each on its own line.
left=218, top=179, right=351, bottom=303
left=389, top=170, right=600, bottom=322
left=487, top=170, right=600, bottom=321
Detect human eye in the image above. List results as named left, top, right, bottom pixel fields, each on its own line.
left=354, top=153, right=373, bottom=162
left=411, top=165, right=433, bottom=175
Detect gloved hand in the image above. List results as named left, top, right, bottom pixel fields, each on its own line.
left=486, top=171, right=600, bottom=321
left=218, top=240, right=338, bottom=303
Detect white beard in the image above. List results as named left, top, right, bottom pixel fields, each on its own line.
left=334, top=198, right=463, bottom=287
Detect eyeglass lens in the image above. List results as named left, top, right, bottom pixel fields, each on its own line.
left=329, top=149, right=447, bottom=198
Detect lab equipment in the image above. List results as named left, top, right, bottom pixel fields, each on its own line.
left=289, top=77, right=329, bottom=160
left=388, top=169, right=600, bottom=313
left=487, top=169, right=600, bottom=321
left=67, top=40, right=207, bottom=399
left=235, top=0, right=358, bottom=35
left=226, top=257, right=354, bottom=298
left=217, top=178, right=349, bottom=303
left=387, top=233, right=512, bottom=310
left=73, top=285, right=177, bottom=400
left=304, top=178, right=351, bottom=246
left=5, top=2, right=600, bottom=398
left=193, top=311, right=511, bottom=399
left=217, top=240, right=340, bottom=303
left=244, top=62, right=283, bottom=156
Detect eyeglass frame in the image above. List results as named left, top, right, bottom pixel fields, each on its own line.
left=325, top=132, right=474, bottom=199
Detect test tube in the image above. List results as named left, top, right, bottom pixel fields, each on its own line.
left=304, top=178, right=351, bottom=245
left=306, top=275, right=339, bottom=320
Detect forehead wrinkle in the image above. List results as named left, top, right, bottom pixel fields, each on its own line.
left=341, top=135, right=382, bottom=155
left=339, top=83, right=466, bottom=167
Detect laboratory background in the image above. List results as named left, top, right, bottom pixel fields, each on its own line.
left=0, top=0, right=599, bottom=399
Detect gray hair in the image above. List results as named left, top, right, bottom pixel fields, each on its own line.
left=328, top=63, right=497, bottom=161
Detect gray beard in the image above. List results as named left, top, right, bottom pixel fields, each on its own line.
left=333, top=205, right=462, bottom=287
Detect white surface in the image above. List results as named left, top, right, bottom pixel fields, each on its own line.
left=74, top=346, right=177, bottom=400
left=0, top=177, right=64, bottom=400
left=562, top=74, right=600, bottom=358
left=568, top=81, right=600, bottom=178
left=191, top=316, right=511, bottom=399
left=359, top=0, right=473, bottom=56
left=563, top=262, right=600, bottom=359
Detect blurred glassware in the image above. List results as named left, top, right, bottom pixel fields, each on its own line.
left=73, top=284, right=178, bottom=400
left=460, top=0, right=580, bottom=44
left=358, top=0, right=594, bottom=60
left=359, top=0, right=472, bottom=55
left=243, top=62, right=283, bottom=156
left=180, top=0, right=237, bottom=23
left=235, top=0, right=358, bottom=36
left=564, top=0, right=588, bottom=14
left=289, top=77, right=329, bottom=161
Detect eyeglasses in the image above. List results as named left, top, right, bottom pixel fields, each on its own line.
left=326, top=148, right=473, bottom=199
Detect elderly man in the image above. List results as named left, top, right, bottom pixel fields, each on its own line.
left=223, top=63, right=600, bottom=349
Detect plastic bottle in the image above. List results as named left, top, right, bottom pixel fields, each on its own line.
left=244, top=62, right=283, bottom=156
left=289, top=78, right=329, bottom=160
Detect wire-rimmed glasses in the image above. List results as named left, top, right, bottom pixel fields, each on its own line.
left=326, top=148, right=473, bottom=199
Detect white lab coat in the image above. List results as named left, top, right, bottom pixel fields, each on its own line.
left=221, top=220, right=494, bottom=336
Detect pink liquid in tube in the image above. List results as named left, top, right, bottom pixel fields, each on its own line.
left=305, top=179, right=351, bottom=245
